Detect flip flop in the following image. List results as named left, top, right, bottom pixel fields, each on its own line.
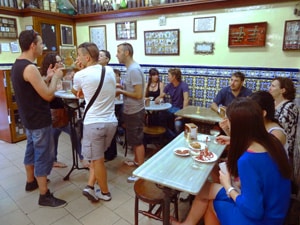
left=53, top=161, right=67, bottom=168
left=124, top=160, right=139, bottom=167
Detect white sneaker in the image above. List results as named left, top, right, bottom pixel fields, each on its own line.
left=95, top=189, right=112, bottom=201
left=82, top=186, right=99, bottom=202
left=127, top=175, right=139, bottom=183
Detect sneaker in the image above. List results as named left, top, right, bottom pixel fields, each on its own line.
left=127, top=175, right=139, bottom=183
left=96, top=189, right=112, bottom=201
left=25, top=178, right=38, bottom=191
left=38, top=190, right=67, bottom=208
left=82, top=186, right=99, bottom=202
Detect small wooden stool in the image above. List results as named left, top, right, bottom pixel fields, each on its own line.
left=143, top=126, right=166, bottom=150
left=134, top=179, right=179, bottom=225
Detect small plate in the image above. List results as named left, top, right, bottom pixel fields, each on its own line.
left=188, top=141, right=206, bottom=150
left=174, top=147, right=190, bottom=157
left=56, top=90, right=66, bottom=93
left=192, top=152, right=218, bottom=163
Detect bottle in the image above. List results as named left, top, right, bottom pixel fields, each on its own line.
left=120, top=0, right=127, bottom=9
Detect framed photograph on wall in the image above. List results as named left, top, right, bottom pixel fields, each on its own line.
left=228, top=22, right=267, bottom=47
left=115, top=21, right=137, bottom=40
left=60, top=24, right=74, bottom=46
left=194, top=16, right=216, bottom=32
left=144, top=29, right=180, bottom=55
left=282, top=20, right=300, bottom=50
left=89, top=25, right=107, bottom=50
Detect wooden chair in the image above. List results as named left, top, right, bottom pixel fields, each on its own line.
left=134, top=179, right=179, bottom=225
left=143, top=125, right=166, bottom=150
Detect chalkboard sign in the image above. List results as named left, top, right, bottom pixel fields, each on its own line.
left=0, top=16, right=18, bottom=39
left=283, top=20, right=300, bottom=51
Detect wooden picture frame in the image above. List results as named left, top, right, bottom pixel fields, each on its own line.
left=60, top=24, right=74, bottom=46
left=194, top=42, right=214, bottom=54
left=193, top=16, right=216, bottom=32
left=115, top=21, right=137, bottom=40
left=282, top=20, right=300, bottom=51
left=0, top=16, right=18, bottom=39
left=41, top=23, right=58, bottom=51
left=89, top=25, right=107, bottom=50
left=228, top=22, right=267, bottom=47
left=144, top=29, right=180, bottom=55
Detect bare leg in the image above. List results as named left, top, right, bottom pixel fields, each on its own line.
left=204, top=200, right=220, bottom=225
left=93, top=158, right=109, bottom=193
left=134, top=144, right=145, bottom=166
left=36, top=176, right=48, bottom=195
left=87, top=163, right=96, bottom=187
left=25, top=164, right=35, bottom=182
left=171, top=182, right=223, bottom=225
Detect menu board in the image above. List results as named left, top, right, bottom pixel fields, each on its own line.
left=0, top=16, right=18, bottom=39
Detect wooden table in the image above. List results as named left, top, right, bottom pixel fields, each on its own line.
left=133, top=132, right=226, bottom=225
left=175, top=105, right=221, bottom=124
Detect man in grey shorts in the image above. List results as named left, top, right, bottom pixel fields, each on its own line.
left=116, top=42, right=145, bottom=183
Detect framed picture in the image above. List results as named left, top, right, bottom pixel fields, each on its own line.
left=41, top=23, right=58, bottom=51
left=144, top=29, right=180, bottom=55
left=282, top=20, right=300, bottom=50
left=194, top=16, right=216, bottom=32
left=59, top=46, right=77, bottom=67
left=228, top=22, right=267, bottom=47
left=60, top=24, right=74, bottom=46
left=115, top=21, right=137, bottom=40
left=0, top=16, right=18, bottom=39
left=89, top=25, right=107, bottom=50
left=194, top=42, right=214, bottom=54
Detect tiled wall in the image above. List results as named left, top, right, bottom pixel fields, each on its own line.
left=110, top=64, right=300, bottom=108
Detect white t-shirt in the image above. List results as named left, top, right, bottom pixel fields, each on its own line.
left=73, top=64, right=117, bottom=125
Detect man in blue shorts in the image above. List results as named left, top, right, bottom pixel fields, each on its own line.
left=116, top=43, right=145, bottom=183
left=11, top=30, right=66, bottom=207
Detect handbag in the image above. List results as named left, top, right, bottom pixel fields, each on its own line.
left=77, top=66, right=106, bottom=139
left=51, top=108, right=69, bottom=128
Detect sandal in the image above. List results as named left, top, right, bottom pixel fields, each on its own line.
left=124, top=160, right=139, bottom=167
left=53, top=161, right=67, bottom=168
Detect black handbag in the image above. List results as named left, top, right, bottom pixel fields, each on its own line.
left=77, top=66, right=106, bottom=139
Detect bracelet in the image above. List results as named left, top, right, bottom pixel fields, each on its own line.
left=226, top=186, right=236, bottom=197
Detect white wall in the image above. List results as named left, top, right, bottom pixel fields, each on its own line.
left=76, top=1, right=300, bottom=68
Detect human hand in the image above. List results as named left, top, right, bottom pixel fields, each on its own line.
left=215, top=135, right=230, bottom=145
left=219, top=118, right=230, bottom=135
left=76, top=89, right=84, bottom=98
left=116, top=83, right=123, bottom=89
left=74, top=60, right=84, bottom=70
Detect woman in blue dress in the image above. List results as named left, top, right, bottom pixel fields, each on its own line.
left=171, top=97, right=291, bottom=225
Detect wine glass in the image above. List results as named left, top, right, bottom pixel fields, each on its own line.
left=210, top=129, right=220, bottom=143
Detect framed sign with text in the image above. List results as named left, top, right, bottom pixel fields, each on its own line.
left=0, top=16, right=18, bottom=39
left=228, top=22, right=267, bottom=47
left=282, top=20, right=300, bottom=50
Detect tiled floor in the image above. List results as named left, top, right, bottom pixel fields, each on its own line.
left=0, top=133, right=190, bottom=225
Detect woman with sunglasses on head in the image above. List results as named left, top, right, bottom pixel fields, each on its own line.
left=145, top=68, right=164, bottom=100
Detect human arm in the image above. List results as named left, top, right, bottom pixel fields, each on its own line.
left=215, top=135, right=230, bottom=145
left=183, top=91, right=189, bottom=108
left=219, top=118, right=230, bottom=135
left=154, top=91, right=166, bottom=104
left=211, top=102, right=219, bottom=113
left=23, top=64, right=63, bottom=102
left=117, top=84, right=143, bottom=99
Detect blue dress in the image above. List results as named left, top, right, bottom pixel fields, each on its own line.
left=214, top=151, right=291, bottom=225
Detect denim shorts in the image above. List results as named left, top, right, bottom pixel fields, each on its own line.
left=123, top=109, right=145, bottom=147
left=81, top=122, right=117, bottom=160
left=24, top=126, right=55, bottom=177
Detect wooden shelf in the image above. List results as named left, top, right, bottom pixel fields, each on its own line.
left=0, top=0, right=293, bottom=22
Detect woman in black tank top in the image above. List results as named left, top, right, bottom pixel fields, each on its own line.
left=145, top=68, right=164, bottom=100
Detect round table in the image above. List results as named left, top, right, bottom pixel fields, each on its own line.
left=145, top=101, right=172, bottom=111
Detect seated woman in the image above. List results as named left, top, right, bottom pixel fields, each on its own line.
left=171, top=97, right=291, bottom=225
left=145, top=68, right=164, bottom=100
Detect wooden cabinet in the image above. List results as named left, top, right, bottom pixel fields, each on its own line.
left=0, top=70, right=26, bottom=143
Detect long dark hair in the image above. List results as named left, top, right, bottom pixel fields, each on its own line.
left=145, top=68, right=160, bottom=97
left=226, top=97, right=291, bottom=179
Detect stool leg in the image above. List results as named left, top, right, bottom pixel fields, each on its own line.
left=135, top=196, right=139, bottom=225
left=174, top=195, right=179, bottom=220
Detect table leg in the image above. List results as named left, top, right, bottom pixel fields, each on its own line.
left=161, top=186, right=178, bottom=225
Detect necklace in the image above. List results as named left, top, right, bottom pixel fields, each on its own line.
left=150, top=83, right=157, bottom=88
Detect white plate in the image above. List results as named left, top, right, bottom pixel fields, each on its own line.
left=56, top=90, right=66, bottom=93
left=192, top=152, right=218, bottom=163
left=188, top=141, right=206, bottom=150
left=197, top=134, right=211, bottom=142
left=174, top=147, right=190, bottom=157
